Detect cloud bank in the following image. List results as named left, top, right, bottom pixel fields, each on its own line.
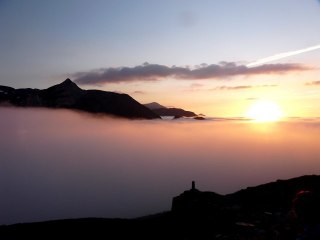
left=1, top=107, right=320, bottom=225
left=73, top=62, right=308, bottom=85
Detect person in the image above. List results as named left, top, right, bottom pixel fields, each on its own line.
left=292, top=190, right=320, bottom=240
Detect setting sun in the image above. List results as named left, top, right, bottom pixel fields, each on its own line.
left=246, top=100, right=284, bottom=122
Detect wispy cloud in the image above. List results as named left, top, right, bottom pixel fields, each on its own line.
left=247, top=44, right=320, bottom=67
left=132, top=90, right=146, bottom=94
left=190, top=83, right=204, bottom=88
left=215, top=85, right=252, bottom=90
left=73, top=62, right=308, bottom=85
left=306, top=80, right=320, bottom=86
left=212, top=84, right=278, bottom=90
left=183, top=83, right=205, bottom=92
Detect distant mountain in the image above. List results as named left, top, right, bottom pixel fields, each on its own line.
left=0, top=79, right=160, bottom=119
left=193, top=116, right=205, bottom=120
left=143, top=102, right=165, bottom=110
left=144, top=102, right=197, bottom=117
left=152, top=108, right=197, bottom=117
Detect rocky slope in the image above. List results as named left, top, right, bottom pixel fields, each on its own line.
left=1, top=175, right=319, bottom=239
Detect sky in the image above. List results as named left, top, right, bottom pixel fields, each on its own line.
left=1, top=1, right=320, bottom=225
left=0, top=0, right=320, bottom=117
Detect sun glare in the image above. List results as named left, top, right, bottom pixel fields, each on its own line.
left=246, top=100, right=284, bottom=122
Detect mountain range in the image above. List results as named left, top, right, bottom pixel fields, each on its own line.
left=0, top=79, right=159, bottom=119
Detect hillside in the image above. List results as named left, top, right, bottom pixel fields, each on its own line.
left=1, top=175, right=319, bottom=239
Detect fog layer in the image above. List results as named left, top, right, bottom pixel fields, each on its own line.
left=1, top=108, right=320, bottom=224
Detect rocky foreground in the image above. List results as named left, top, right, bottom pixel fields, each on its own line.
left=1, top=175, right=320, bottom=239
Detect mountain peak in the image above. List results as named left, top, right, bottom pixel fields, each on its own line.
left=60, top=78, right=78, bottom=87
left=63, top=78, right=73, bottom=84
left=50, top=78, right=82, bottom=92
left=144, top=102, right=166, bottom=110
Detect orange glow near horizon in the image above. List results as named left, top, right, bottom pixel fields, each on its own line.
left=246, top=100, right=284, bottom=122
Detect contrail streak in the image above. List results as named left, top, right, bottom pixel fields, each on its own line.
left=247, top=44, right=320, bottom=67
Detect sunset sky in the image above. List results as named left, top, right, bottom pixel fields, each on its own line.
left=2, top=1, right=320, bottom=225
left=1, top=0, right=320, bottom=117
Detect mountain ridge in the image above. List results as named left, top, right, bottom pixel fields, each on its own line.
left=144, top=102, right=197, bottom=117
left=143, top=102, right=166, bottom=110
left=0, top=79, right=160, bottom=119
left=1, top=174, right=319, bottom=239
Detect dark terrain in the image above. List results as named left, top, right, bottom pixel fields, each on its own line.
left=144, top=102, right=197, bottom=117
left=1, top=175, right=320, bottom=239
left=0, top=79, right=159, bottom=119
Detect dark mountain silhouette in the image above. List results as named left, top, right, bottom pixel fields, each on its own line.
left=143, top=102, right=166, bottom=110
left=153, top=108, right=197, bottom=117
left=172, top=181, right=223, bottom=214
left=0, top=79, right=160, bottom=119
left=144, top=102, right=197, bottom=117
left=193, top=116, right=206, bottom=120
left=1, top=175, right=320, bottom=239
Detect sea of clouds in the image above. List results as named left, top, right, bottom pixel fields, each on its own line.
left=1, top=107, right=320, bottom=225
